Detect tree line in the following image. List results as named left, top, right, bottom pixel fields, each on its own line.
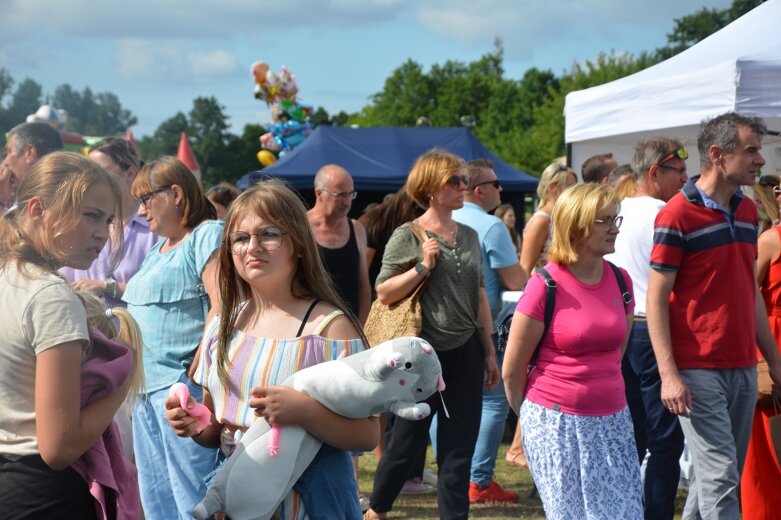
left=0, top=0, right=762, bottom=187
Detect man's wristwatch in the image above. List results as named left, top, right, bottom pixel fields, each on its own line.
left=415, top=262, right=429, bottom=277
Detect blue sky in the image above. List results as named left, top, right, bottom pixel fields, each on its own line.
left=0, top=0, right=733, bottom=137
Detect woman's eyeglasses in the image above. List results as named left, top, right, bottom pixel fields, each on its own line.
left=445, top=175, right=470, bottom=188
left=594, top=215, right=623, bottom=228
left=138, top=186, right=171, bottom=208
left=228, top=227, right=287, bottom=255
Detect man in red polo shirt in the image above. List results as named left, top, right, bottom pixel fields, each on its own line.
left=648, top=112, right=781, bottom=519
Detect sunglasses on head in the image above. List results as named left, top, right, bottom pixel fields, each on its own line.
left=758, top=176, right=779, bottom=188
left=658, top=148, right=689, bottom=165
left=445, top=174, right=470, bottom=187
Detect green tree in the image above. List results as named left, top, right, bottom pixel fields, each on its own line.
left=188, top=96, right=232, bottom=187
left=656, top=0, right=765, bottom=59
left=354, top=60, right=434, bottom=126
left=518, top=52, right=655, bottom=174
left=52, top=84, right=137, bottom=135
left=138, top=112, right=188, bottom=160
left=2, top=78, right=43, bottom=133
left=224, top=123, right=269, bottom=183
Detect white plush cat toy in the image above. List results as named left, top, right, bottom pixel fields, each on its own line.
left=193, top=336, right=444, bottom=520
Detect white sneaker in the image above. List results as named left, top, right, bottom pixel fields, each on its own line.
left=422, top=468, right=438, bottom=486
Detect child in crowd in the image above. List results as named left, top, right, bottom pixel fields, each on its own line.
left=166, top=180, right=379, bottom=519
left=0, top=151, right=129, bottom=518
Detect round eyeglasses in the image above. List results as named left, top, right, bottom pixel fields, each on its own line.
left=228, top=227, right=287, bottom=255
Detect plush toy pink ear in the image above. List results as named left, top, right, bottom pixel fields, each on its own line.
left=437, top=374, right=446, bottom=391
left=170, top=382, right=212, bottom=432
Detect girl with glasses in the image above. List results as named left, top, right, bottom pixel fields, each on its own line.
left=166, top=180, right=376, bottom=519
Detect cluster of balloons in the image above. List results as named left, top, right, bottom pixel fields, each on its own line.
left=252, top=61, right=314, bottom=167
left=26, top=105, right=67, bottom=130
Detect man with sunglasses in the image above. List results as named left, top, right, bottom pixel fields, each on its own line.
left=452, top=158, right=528, bottom=504
left=605, top=137, right=687, bottom=520
left=648, top=112, right=781, bottom=519
left=308, top=164, right=370, bottom=323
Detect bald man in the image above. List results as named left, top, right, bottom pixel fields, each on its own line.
left=308, top=164, right=370, bottom=323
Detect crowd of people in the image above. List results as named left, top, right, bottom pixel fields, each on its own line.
left=0, top=110, right=780, bottom=520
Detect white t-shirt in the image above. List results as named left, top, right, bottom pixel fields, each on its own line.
left=605, top=195, right=666, bottom=317
left=0, top=262, right=89, bottom=458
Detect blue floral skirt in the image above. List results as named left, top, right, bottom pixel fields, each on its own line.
left=520, top=399, right=643, bottom=520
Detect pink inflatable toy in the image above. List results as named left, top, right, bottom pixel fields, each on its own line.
left=169, top=382, right=212, bottom=433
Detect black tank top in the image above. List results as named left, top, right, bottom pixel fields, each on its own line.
left=319, top=219, right=361, bottom=316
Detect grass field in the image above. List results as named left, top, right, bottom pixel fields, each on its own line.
left=358, top=444, right=544, bottom=519
left=358, top=444, right=688, bottom=519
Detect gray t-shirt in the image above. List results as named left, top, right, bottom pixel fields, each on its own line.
left=0, top=262, right=89, bottom=458
left=377, top=222, right=483, bottom=351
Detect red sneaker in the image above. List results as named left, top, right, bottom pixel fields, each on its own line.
left=468, top=480, right=520, bottom=504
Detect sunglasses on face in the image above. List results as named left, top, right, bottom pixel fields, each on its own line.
left=138, top=186, right=171, bottom=208
left=473, top=180, right=501, bottom=190
left=445, top=175, right=470, bottom=188
left=658, top=148, right=689, bottom=166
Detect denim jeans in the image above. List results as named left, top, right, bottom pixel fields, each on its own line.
left=469, top=342, right=508, bottom=486
left=293, top=443, right=362, bottom=520
left=132, top=374, right=217, bottom=519
left=625, top=320, right=684, bottom=520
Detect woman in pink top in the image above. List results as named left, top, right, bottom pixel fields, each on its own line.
left=503, top=183, right=642, bottom=519
left=506, top=158, right=577, bottom=467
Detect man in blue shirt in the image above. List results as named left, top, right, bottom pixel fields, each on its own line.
left=453, top=158, right=528, bottom=503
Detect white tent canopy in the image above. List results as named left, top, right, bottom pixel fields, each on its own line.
left=565, top=0, right=781, bottom=178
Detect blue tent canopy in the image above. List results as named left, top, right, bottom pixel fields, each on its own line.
left=239, top=126, right=538, bottom=192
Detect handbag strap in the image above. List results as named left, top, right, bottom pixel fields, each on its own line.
left=406, top=220, right=430, bottom=298
left=409, top=220, right=428, bottom=245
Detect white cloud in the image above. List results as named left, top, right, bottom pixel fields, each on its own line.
left=115, top=40, right=239, bottom=81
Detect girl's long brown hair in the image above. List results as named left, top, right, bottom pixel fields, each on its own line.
left=215, top=179, right=367, bottom=391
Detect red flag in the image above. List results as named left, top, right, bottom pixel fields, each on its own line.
left=125, top=129, right=141, bottom=161
left=177, top=132, right=201, bottom=182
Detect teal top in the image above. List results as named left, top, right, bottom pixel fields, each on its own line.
left=124, top=219, right=224, bottom=392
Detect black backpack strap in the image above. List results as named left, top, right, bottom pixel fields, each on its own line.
left=606, top=261, right=632, bottom=310
left=529, top=267, right=556, bottom=367
left=538, top=267, right=556, bottom=332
